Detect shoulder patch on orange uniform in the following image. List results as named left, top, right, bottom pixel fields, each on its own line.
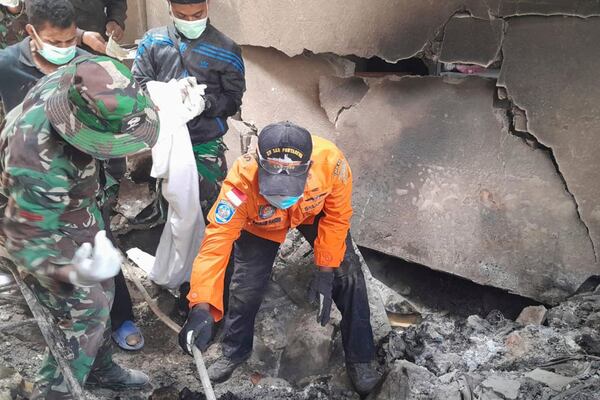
left=333, top=158, right=349, bottom=183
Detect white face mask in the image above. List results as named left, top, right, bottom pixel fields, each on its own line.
left=32, top=27, right=76, bottom=65
left=171, top=6, right=208, bottom=40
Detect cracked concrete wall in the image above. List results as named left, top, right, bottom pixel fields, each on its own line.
left=208, top=1, right=600, bottom=62
left=239, top=46, right=353, bottom=135
left=439, top=17, right=503, bottom=67
left=498, top=17, right=600, bottom=264
left=139, top=1, right=600, bottom=302
left=209, top=0, right=493, bottom=62
left=123, top=0, right=147, bottom=43
left=335, top=76, right=596, bottom=303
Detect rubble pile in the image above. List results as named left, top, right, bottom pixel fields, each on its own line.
left=1, top=229, right=600, bottom=399
left=376, top=288, right=600, bottom=399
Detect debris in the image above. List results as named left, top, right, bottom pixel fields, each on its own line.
left=126, top=247, right=156, bottom=275
left=127, top=150, right=153, bottom=183
left=524, top=368, right=576, bottom=391
left=122, top=262, right=180, bottom=334
left=278, top=313, right=334, bottom=384
left=116, top=178, right=154, bottom=220
left=0, top=318, right=35, bottom=333
left=370, top=360, right=456, bottom=400
left=387, top=313, right=421, bottom=329
left=0, top=260, right=85, bottom=399
left=480, top=375, right=521, bottom=400
left=575, top=332, right=600, bottom=356
left=123, top=260, right=216, bottom=400
left=516, top=305, right=548, bottom=326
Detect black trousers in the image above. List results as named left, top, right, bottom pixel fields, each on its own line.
left=101, top=158, right=135, bottom=331
left=221, top=215, right=376, bottom=364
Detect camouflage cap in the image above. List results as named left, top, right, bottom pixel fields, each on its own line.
left=45, top=55, right=159, bottom=160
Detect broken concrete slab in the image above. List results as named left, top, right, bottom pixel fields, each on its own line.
left=278, top=312, right=334, bottom=384
left=116, top=178, right=154, bottom=220
left=524, top=368, right=575, bottom=391
left=516, top=305, right=547, bottom=326
left=126, top=150, right=153, bottom=183
left=335, top=76, right=597, bottom=304
left=499, top=17, right=600, bottom=268
left=240, top=46, right=351, bottom=135
left=275, top=232, right=392, bottom=343
left=480, top=375, right=520, bottom=399
left=209, top=1, right=496, bottom=62
left=319, top=76, right=369, bottom=125
left=440, top=17, right=504, bottom=67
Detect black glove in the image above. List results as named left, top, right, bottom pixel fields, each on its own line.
left=178, top=306, right=214, bottom=355
left=307, top=269, right=334, bottom=326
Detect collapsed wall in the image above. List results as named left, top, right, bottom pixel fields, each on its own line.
left=137, top=0, right=600, bottom=303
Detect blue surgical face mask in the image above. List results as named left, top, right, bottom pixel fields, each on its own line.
left=171, top=6, right=208, bottom=40
left=264, top=195, right=302, bottom=210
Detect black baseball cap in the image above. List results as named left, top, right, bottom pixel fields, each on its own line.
left=258, top=122, right=313, bottom=197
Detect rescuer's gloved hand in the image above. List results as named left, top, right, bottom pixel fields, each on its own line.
left=307, top=269, right=335, bottom=326
left=69, top=231, right=122, bottom=287
left=177, top=77, right=207, bottom=118
left=178, top=305, right=214, bottom=355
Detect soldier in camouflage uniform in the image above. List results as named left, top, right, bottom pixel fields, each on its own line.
left=0, top=1, right=26, bottom=49
left=0, top=55, right=159, bottom=399
left=0, top=0, right=27, bottom=129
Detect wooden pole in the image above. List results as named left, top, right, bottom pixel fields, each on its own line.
left=122, top=262, right=216, bottom=399
left=0, top=259, right=85, bottom=399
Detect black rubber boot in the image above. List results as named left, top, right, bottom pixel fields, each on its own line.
left=347, top=362, right=382, bottom=397
left=207, top=355, right=249, bottom=383
left=86, top=362, right=150, bottom=390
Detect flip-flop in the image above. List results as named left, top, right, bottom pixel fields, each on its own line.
left=112, top=320, right=145, bottom=351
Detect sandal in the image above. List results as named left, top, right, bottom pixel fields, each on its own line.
left=112, top=320, right=144, bottom=351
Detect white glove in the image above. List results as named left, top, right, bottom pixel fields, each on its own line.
left=69, top=231, right=122, bottom=287
left=0, top=0, right=21, bottom=7
left=177, top=77, right=207, bottom=118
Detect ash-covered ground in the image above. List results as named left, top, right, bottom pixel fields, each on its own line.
left=0, top=232, right=599, bottom=400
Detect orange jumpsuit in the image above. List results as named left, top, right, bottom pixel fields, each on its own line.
left=188, top=135, right=353, bottom=321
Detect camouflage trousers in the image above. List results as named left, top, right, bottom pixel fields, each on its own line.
left=192, top=137, right=228, bottom=217
left=29, top=276, right=115, bottom=400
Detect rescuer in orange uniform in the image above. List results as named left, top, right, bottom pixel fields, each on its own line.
left=178, top=121, right=381, bottom=396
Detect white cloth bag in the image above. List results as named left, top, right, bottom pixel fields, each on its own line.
left=146, top=80, right=205, bottom=290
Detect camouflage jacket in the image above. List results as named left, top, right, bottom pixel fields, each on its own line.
left=0, top=5, right=27, bottom=49
left=0, top=71, right=103, bottom=281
